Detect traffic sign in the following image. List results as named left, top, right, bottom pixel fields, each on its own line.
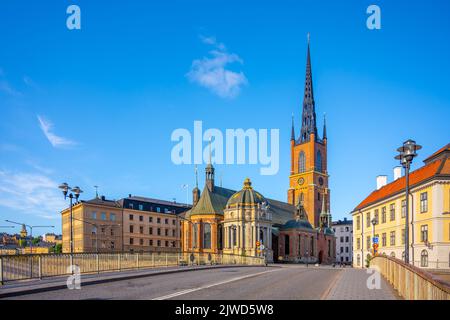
left=260, top=244, right=265, bottom=250
left=256, top=241, right=260, bottom=247
left=372, top=237, right=379, bottom=244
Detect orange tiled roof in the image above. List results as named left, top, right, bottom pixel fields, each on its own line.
left=353, top=147, right=449, bottom=212
left=424, top=143, right=450, bottom=163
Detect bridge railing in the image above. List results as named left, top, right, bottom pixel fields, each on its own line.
left=0, top=252, right=265, bottom=285
left=371, top=255, right=450, bottom=300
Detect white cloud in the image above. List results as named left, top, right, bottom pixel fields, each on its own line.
left=37, top=115, right=76, bottom=148
left=0, top=80, right=21, bottom=97
left=0, top=170, right=65, bottom=220
left=187, top=36, right=248, bottom=98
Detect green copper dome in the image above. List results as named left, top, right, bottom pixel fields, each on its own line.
left=226, top=178, right=268, bottom=208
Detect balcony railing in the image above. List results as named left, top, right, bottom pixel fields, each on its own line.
left=0, top=252, right=265, bottom=285
left=371, top=255, right=450, bottom=300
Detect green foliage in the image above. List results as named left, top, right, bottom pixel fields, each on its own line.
left=32, top=237, right=40, bottom=245
left=54, top=243, right=62, bottom=254
left=18, top=239, right=27, bottom=247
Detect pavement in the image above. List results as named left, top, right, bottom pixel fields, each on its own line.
left=0, top=264, right=399, bottom=300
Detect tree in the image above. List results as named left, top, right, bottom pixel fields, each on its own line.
left=54, top=243, right=62, bottom=254
left=32, top=237, right=40, bottom=245
left=18, top=239, right=27, bottom=247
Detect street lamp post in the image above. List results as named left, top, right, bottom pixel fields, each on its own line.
left=58, top=183, right=83, bottom=256
left=395, top=139, right=421, bottom=264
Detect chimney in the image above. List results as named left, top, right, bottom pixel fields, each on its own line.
left=128, top=194, right=132, bottom=198
left=101, top=195, right=106, bottom=201
left=376, top=175, right=388, bottom=190
left=393, top=166, right=402, bottom=180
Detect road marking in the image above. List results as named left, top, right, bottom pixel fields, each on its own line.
left=152, top=269, right=281, bottom=300
left=320, top=269, right=344, bottom=300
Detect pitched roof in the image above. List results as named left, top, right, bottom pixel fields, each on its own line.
left=424, top=143, right=450, bottom=164
left=186, top=184, right=295, bottom=226
left=353, top=146, right=450, bottom=212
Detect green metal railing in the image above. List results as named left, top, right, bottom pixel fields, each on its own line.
left=0, top=252, right=265, bottom=284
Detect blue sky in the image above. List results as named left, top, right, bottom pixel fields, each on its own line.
left=1, top=0, right=449, bottom=235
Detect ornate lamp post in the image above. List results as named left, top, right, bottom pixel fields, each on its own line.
left=395, top=139, right=421, bottom=264
left=58, top=183, right=83, bottom=256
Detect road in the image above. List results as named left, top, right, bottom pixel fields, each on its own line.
left=2, top=265, right=398, bottom=300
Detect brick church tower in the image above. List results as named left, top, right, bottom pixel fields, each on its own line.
left=288, top=35, right=329, bottom=228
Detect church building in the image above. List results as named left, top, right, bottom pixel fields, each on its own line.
left=181, top=36, right=335, bottom=264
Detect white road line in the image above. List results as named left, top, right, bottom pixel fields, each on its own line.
left=152, top=269, right=281, bottom=300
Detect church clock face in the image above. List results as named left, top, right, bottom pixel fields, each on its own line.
left=318, top=177, right=324, bottom=186
left=298, top=177, right=305, bottom=186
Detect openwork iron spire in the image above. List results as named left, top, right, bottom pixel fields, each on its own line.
left=299, top=33, right=318, bottom=143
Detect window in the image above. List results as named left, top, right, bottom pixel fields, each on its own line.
left=110, top=213, right=116, bottom=221
left=401, top=229, right=405, bottom=245
left=139, top=215, right=143, bottom=222
left=356, top=238, right=361, bottom=250
left=401, top=200, right=406, bottom=218
left=382, top=233, right=386, bottom=246
left=172, top=219, right=176, bottom=225
left=420, top=192, right=428, bottom=213
left=340, top=247, right=344, bottom=253
left=345, top=236, right=349, bottom=243
left=101, top=227, right=105, bottom=234
left=130, top=238, right=134, bottom=245
left=165, top=229, right=169, bottom=236
left=139, top=226, right=144, bottom=234
left=381, top=207, right=386, bottom=223
left=92, top=226, right=97, bottom=235
left=345, top=246, right=349, bottom=253
left=111, top=229, right=114, bottom=236
left=366, top=236, right=371, bottom=250
left=164, top=208, right=170, bottom=213
left=157, top=228, right=161, bottom=236
left=92, top=211, right=97, bottom=219
left=164, top=240, right=168, bottom=247
left=129, top=203, right=134, bottom=210
left=421, top=225, right=428, bottom=242
left=156, top=207, right=161, bottom=213
left=157, top=217, right=161, bottom=224
left=129, top=214, right=134, bottom=221
left=172, top=229, right=176, bottom=237
left=366, top=212, right=371, bottom=228
left=390, top=204, right=395, bottom=221
left=390, top=231, right=396, bottom=246
left=345, top=226, right=349, bottom=232
left=101, top=212, right=107, bottom=221
left=298, top=152, right=306, bottom=173
left=340, top=236, right=344, bottom=243
left=157, top=240, right=161, bottom=246
left=149, top=217, right=153, bottom=223
left=129, top=225, right=134, bottom=233
left=111, top=241, right=115, bottom=249
left=317, top=192, right=321, bottom=201
left=149, top=227, right=153, bottom=235
left=421, top=250, right=428, bottom=267
left=165, top=218, right=169, bottom=225
left=356, top=216, right=361, bottom=230
left=139, top=239, right=144, bottom=245
left=316, top=151, right=322, bottom=172
left=374, top=209, right=379, bottom=225
left=139, top=204, right=144, bottom=211
left=203, top=223, right=212, bottom=249
left=193, top=224, right=198, bottom=248
left=149, top=240, right=153, bottom=246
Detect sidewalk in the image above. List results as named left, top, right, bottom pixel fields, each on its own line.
left=0, top=264, right=257, bottom=299
left=325, top=268, right=400, bottom=300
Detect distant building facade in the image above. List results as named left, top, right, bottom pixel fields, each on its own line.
left=352, top=143, right=450, bottom=269
left=61, top=195, right=190, bottom=253
left=332, top=218, right=353, bottom=264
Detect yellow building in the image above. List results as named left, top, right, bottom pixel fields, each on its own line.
left=61, top=196, right=124, bottom=253
left=352, top=143, right=450, bottom=269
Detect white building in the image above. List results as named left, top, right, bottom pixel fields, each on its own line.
left=332, top=218, right=353, bottom=264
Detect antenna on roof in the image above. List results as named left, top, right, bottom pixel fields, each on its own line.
left=94, top=185, right=99, bottom=199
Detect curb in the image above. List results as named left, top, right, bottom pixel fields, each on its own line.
left=0, top=264, right=269, bottom=299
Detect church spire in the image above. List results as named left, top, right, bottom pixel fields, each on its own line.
left=205, top=137, right=215, bottom=192
left=323, top=113, right=327, bottom=140
left=300, top=33, right=318, bottom=143
left=291, top=113, right=295, bottom=141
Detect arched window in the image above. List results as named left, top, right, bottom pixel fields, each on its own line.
left=298, top=151, right=306, bottom=173
left=316, top=151, right=322, bottom=172
left=192, top=224, right=198, bottom=248
left=284, top=235, right=290, bottom=255
left=421, top=250, right=428, bottom=267
left=203, top=223, right=211, bottom=249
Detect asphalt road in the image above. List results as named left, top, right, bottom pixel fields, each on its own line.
left=3, top=265, right=352, bottom=300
